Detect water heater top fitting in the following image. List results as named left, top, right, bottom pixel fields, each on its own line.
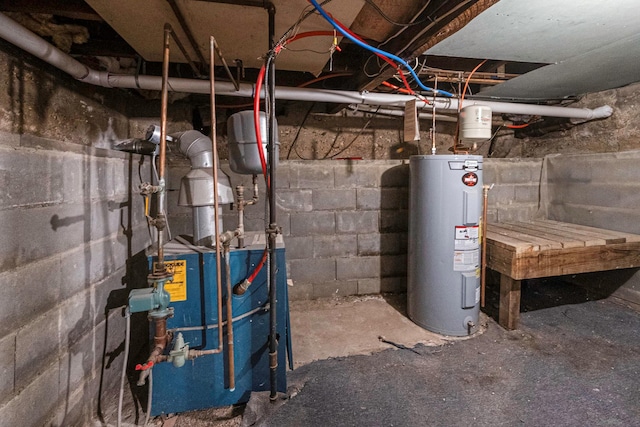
left=459, top=105, right=492, bottom=141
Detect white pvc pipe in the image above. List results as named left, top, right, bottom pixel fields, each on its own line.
left=0, top=12, right=613, bottom=122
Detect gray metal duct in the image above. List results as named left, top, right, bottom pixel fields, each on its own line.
left=171, top=130, right=233, bottom=246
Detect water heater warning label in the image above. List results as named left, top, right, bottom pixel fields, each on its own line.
left=153, top=260, right=187, bottom=302
left=453, top=249, right=479, bottom=271
left=454, top=225, right=479, bottom=250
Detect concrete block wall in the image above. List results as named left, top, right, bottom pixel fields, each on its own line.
left=540, top=150, right=640, bottom=305
left=482, top=158, right=544, bottom=223
left=167, top=158, right=544, bottom=301
left=0, top=46, right=154, bottom=425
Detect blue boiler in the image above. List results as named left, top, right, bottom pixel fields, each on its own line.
left=147, top=236, right=292, bottom=416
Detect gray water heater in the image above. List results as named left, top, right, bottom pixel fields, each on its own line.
left=407, top=154, right=483, bottom=336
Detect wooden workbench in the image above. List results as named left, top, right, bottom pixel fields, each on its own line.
left=485, top=219, right=640, bottom=329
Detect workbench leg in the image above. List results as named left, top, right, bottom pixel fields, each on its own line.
left=499, top=274, right=521, bottom=330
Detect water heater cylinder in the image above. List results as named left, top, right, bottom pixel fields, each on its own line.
left=407, top=154, right=483, bottom=336
left=459, top=105, right=492, bottom=140
left=227, top=111, right=279, bottom=175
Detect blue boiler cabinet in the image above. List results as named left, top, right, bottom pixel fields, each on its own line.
left=147, top=235, right=292, bottom=416
left=407, top=155, right=483, bottom=336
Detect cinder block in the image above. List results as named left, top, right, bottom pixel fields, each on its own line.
left=0, top=362, right=60, bottom=427
left=313, top=235, right=357, bottom=258
left=0, top=202, right=113, bottom=272
left=381, top=254, right=407, bottom=277
left=514, top=184, right=540, bottom=203
left=357, top=278, right=381, bottom=295
left=282, top=236, right=314, bottom=260
left=336, top=256, right=379, bottom=280
left=15, top=308, right=60, bottom=391
left=336, top=211, right=378, bottom=234
left=482, top=162, right=498, bottom=185
left=496, top=205, right=539, bottom=222
left=276, top=189, right=312, bottom=212
left=356, top=188, right=381, bottom=210
left=379, top=210, right=409, bottom=232
left=273, top=163, right=291, bottom=189
left=288, top=258, right=335, bottom=283
left=288, top=163, right=334, bottom=189
left=380, top=163, right=409, bottom=188
left=91, top=270, right=128, bottom=329
left=380, top=277, right=406, bottom=293
left=287, top=282, right=313, bottom=301
left=312, top=189, right=356, bottom=211
left=380, top=188, right=408, bottom=210
left=489, top=184, right=516, bottom=205
left=0, top=257, right=61, bottom=338
left=358, top=233, right=402, bottom=256
left=357, top=187, right=408, bottom=210
left=0, top=333, right=15, bottom=403
left=334, top=163, right=383, bottom=188
left=59, top=316, right=116, bottom=395
left=0, top=148, right=63, bottom=208
left=497, top=161, right=542, bottom=184
left=312, top=280, right=358, bottom=298
left=290, top=212, right=335, bottom=236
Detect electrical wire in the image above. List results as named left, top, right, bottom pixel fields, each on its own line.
left=307, top=0, right=453, bottom=97
left=327, top=107, right=380, bottom=159
left=287, top=102, right=315, bottom=159
left=378, top=0, right=432, bottom=49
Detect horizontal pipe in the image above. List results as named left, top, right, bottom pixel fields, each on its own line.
left=0, top=12, right=613, bottom=121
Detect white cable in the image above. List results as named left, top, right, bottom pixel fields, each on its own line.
left=144, top=368, right=153, bottom=426
left=117, top=307, right=131, bottom=427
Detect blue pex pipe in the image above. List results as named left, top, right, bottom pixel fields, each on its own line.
left=308, top=0, right=454, bottom=97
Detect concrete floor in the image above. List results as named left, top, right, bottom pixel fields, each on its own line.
left=105, top=283, right=640, bottom=426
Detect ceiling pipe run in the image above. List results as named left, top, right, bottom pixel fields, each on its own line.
left=0, top=12, right=613, bottom=122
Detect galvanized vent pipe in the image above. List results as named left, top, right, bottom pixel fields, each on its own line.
left=0, top=12, right=613, bottom=122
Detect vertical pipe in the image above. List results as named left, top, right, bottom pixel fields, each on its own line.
left=224, top=244, right=235, bottom=391
left=210, top=37, right=225, bottom=355
left=481, top=184, right=490, bottom=307
left=156, top=24, right=172, bottom=272
left=266, top=2, right=278, bottom=401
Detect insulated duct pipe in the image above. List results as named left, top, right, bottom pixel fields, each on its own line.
left=0, top=12, right=613, bottom=122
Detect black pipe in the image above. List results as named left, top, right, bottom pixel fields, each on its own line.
left=266, top=2, right=278, bottom=402
left=166, top=0, right=207, bottom=68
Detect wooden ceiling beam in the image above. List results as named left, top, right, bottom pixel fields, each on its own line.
left=356, top=0, right=499, bottom=93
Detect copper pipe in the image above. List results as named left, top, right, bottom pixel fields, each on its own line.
left=210, top=36, right=225, bottom=356
left=480, top=184, right=492, bottom=307
left=137, top=316, right=171, bottom=385
left=186, top=37, right=226, bottom=361
left=155, top=24, right=172, bottom=272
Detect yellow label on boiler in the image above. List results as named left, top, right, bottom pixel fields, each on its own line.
left=154, top=260, right=187, bottom=302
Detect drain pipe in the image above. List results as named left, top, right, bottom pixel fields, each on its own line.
left=0, top=12, right=613, bottom=122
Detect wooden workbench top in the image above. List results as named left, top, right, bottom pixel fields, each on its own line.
left=486, top=220, right=640, bottom=280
